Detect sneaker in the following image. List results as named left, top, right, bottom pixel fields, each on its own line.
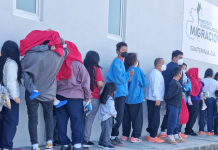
left=130, top=137, right=142, bottom=143
left=82, top=141, right=94, bottom=147
left=45, top=143, right=53, bottom=150
left=29, top=91, right=41, bottom=100
left=31, top=148, right=40, bottom=150
left=185, top=131, right=198, bottom=136
left=179, top=132, right=188, bottom=138
left=56, top=100, right=68, bottom=108
left=147, top=137, right=164, bottom=143
left=166, top=135, right=177, bottom=145
left=122, top=136, right=130, bottom=141
left=102, top=145, right=115, bottom=149
left=202, top=105, right=207, bottom=110
left=53, top=140, right=59, bottom=148
left=111, top=137, right=124, bottom=146
left=188, top=100, right=193, bottom=105
left=98, top=142, right=103, bottom=148
left=60, top=145, right=71, bottom=150
left=199, top=131, right=205, bottom=135
left=208, top=132, right=214, bottom=136
left=175, top=135, right=186, bottom=143
left=158, top=133, right=168, bottom=138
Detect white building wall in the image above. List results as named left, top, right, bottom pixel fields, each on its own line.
left=0, top=0, right=218, bottom=148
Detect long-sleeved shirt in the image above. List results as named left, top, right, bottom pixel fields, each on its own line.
left=126, top=67, right=148, bottom=104
left=107, top=58, right=130, bottom=98
left=191, top=81, right=204, bottom=100
left=184, top=78, right=192, bottom=102
left=162, top=62, right=185, bottom=94
left=202, top=78, right=218, bottom=99
left=57, top=61, right=92, bottom=100
left=165, top=79, right=182, bottom=108
left=146, top=69, right=165, bottom=101
left=98, top=96, right=117, bottom=121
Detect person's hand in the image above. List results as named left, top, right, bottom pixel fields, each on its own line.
left=199, top=78, right=202, bottom=81
left=128, top=70, right=134, bottom=76
left=182, top=92, right=185, bottom=98
left=14, top=97, right=20, bottom=104
left=51, top=46, right=56, bottom=51
left=155, top=100, right=161, bottom=106
left=86, top=99, right=91, bottom=102
left=184, top=82, right=187, bottom=85
left=47, top=29, right=52, bottom=31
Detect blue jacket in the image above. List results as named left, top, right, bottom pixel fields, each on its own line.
left=184, top=78, right=192, bottom=102
left=125, top=67, right=148, bottom=104
left=107, top=58, right=130, bottom=98
left=162, top=62, right=185, bottom=94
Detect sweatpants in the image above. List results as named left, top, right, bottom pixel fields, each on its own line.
left=146, top=100, right=161, bottom=138
left=0, top=100, right=19, bottom=149
left=185, top=100, right=200, bottom=133
left=111, top=96, right=126, bottom=137
left=56, top=95, right=84, bottom=145
left=22, top=72, right=37, bottom=94
left=99, top=117, right=113, bottom=146
left=84, top=99, right=100, bottom=142
left=199, top=98, right=215, bottom=132
left=122, top=103, right=143, bottom=138
left=25, top=90, right=54, bottom=144
left=167, top=105, right=181, bottom=135
left=160, top=106, right=168, bottom=132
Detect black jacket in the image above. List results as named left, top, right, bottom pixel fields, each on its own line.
left=164, top=79, right=182, bottom=108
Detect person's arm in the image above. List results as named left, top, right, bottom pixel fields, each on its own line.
left=139, top=70, right=149, bottom=88
left=151, top=72, right=162, bottom=105
left=95, top=67, right=104, bottom=92
left=0, top=84, right=7, bottom=94
left=97, top=81, right=103, bottom=92
left=164, top=81, right=178, bottom=100
left=29, top=45, right=50, bottom=52
left=107, top=99, right=117, bottom=118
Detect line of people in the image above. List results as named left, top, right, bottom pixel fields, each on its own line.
left=0, top=29, right=218, bottom=150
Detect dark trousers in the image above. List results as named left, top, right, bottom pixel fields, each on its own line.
left=99, top=117, right=113, bottom=146
left=25, top=91, right=54, bottom=144
left=160, top=106, right=168, bottom=132
left=167, top=105, right=180, bottom=135
left=122, top=103, right=143, bottom=138
left=56, top=95, right=84, bottom=145
left=214, top=117, right=218, bottom=135
left=179, top=125, right=182, bottom=132
left=53, top=107, right=58, bottom=141
left=146, top=100, right=160, bottom=138
left=0, top=100, right=19, bottom=149
left=111, top=96, right=126, bottom=137
left=199, top=98, right=215, bottom=132
left=185, top=100, right=200, bottom=133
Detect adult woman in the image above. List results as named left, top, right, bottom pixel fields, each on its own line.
left=122, top=53, right=148, bottom=143
left=199, top=68, right=218, bottom=136
left=0, top=41, right=21, bottom=149
left=82, top=51, right=103, bottom=147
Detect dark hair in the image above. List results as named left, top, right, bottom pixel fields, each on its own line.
left=100, top=82, right=117, bottom=104
left=182, top=63, right=187, bottom=67
left=84, top=51, right=102, bottom=91
left=154, top=58, right=163, bottom=66
left=172, top=50, right=183, bottom=60
left=215, top=90, right=218, bottom=97
left=214, top=72, right=218, bottom=81
left=172, top=66, right=182, bottom=77
left=0, top=41, right=22, bottom=85
left=116, top=42, right=127, bottom=52
left=204, top=68, right=213, bottom=78
left=124, top=53, right=138, bottom=70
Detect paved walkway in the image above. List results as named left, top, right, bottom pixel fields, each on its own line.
left=18, top=134, right=218, bottom=150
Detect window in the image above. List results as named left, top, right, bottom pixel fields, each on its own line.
left=13, top=0, right=41, bottom=21
left=107, top=0, right=123, bottom=41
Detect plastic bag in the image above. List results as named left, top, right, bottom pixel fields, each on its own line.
left=83, top=101, right=92, bottom=116
left=0, top=94, right=11, bottom=109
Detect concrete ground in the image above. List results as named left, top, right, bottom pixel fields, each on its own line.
left=17, top=134, right=218, bottom=150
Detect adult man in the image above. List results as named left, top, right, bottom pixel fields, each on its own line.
left=21, top=30, right=69, bottom=150
left=158, top=50, right=185, bottom=138
left=107, top=42, right=134, bottom=146
left=145, top=58, right=166, bottom=143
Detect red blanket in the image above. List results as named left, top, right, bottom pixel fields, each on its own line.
left=180, top=98, right=189, bottom=125
left=19, top=30, right=63, bottom=57
left=56, top=40, right=83, bottom=81
left=187, top=68, right=202, bottom=97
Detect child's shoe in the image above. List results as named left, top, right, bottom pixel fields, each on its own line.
left=56, top=100, right=68, bottom=108
left=97, top=142, right=103, bottom=148
left=199, top=131, right=205, bottom=135
left=202, top=105, right=207, bottom=110
left=208, top=132, right=214, bottom=136
left=179, top=132, right=188, bottom=138
left=130, top=137, right=142, bottom=143
left=29, top=91, right=41, bottom=100
left=166, top=135, right=177, bottom=145
left=158, top=133, right=168, bottom=138
left=45, top=142, right=53, bottom=150
left=147, top=137, right=164, bottom=143
left=175, top=135, right=186, bottom=143
left=122, top=136, right=130, bottom=141
left=102, top=144, right=115, bottom=149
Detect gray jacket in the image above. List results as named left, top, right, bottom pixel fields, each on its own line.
left=98, top=96, right=117, bottom=121
left=21, top=44, right=69, bottom=102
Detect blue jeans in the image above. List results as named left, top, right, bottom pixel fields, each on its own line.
left=199, top=97, right=215, bottom=132
left=167, top=105, right=181, bottom=135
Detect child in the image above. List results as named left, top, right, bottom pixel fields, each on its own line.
left=98, top=82, right=117, bottom=149
left=122, top=53, right=148, bottom=143
left=165, top=66, right=186, bottom=144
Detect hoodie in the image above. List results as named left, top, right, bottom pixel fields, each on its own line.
left=187, top=68, right=202, bottom=97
